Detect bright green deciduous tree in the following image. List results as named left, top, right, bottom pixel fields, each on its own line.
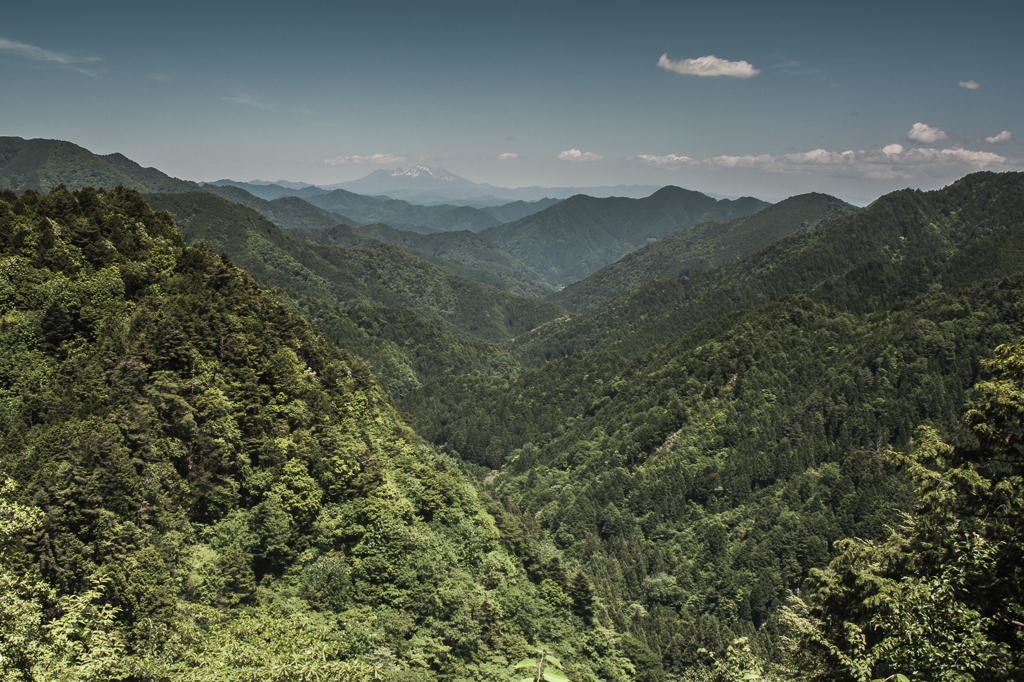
left=784, top=340, right=1024, bottom=681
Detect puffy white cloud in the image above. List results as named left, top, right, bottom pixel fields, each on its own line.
left=558, top=149, right=603, bottom=162
left=498, top=152, right=519, bottom=160
left=959, top=80, right=982, bottom=90
left=633, top=144, right=1019, bottom=181
left=985, top=130, right=1012, bottom=144
left=657, top=53, right=761, bottom=79
left=0, top=37, right=99, bottom=75
left=636, top=154, right=694, bottom=168
left=323, top=153, right=407, bottom=166
left=907, top=123, right=949, bottom=144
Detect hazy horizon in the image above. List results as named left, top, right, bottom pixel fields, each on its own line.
left=2, top=0, right=1021, bottom=206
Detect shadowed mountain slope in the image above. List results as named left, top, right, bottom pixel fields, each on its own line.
left=549, top=192, right=858, bottom=312
left=478, top=186, right=769, bottom=288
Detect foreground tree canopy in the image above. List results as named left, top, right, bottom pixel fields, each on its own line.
left=0, top=186, right=629, bottom=681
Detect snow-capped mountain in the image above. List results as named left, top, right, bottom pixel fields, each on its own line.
left=330, top=165, right=660, bottom=205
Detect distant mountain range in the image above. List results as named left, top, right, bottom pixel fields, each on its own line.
left=330, top=164, right=665, bottom=204
left=211, top=165, right=664, bottom=206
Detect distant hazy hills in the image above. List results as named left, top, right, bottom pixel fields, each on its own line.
left=330, top=164, right=662, bottom=204
left=480, top=186, right=770, bottom=288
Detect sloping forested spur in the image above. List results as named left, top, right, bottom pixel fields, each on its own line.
left=0, top=186, right=638, bottom=681
left=142, top=191, right=566, bottom=347
left=405, top=176, right=1024, bottom=678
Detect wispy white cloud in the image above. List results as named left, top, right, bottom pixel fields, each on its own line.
left=323, top=153, right=407, bottom=166
left=635, top=154, right=694, bottom=168
left=959, top=80, right=982, bottom=90
left=906, top=122, right=948, bottom=144
left=558, top=149, right=603, bottom=162
left=657, top=53, right=761, bottom=79
left=985, top=130, right=1012, bottom=144
left=634, top=144, right=1019, bottom=181
left=0, top=37, right=100, bottom=76
left=223, top=94, right=273, bottom=109
left=498, top=152, right=519, bottom=160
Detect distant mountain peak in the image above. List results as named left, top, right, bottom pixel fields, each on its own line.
left=387, top=165, right=461, bottom=182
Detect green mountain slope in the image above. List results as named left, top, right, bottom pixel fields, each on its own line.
left=291, top=222, right=553, bottom=298
left=143, top=191, right=566, bottom=346
left=478, top=186, right=770, bottom=288
left=408, top=251, right=1024, bottom=677
left=425, top=205, right=502, bottom=231
left=512, top=172, right=1024, bottom=364
left=482, top=197, right=561, bottom=224
left=549, top=192, right=858, bottom=312
left=0, top=136, right=200, bottom=193
left=0, top=185, right=629, bottom=680
left=306, top=188, right=467, bottom=231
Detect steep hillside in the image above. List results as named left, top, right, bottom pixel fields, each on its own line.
left=482, top=197, right=561, bottom=224
left=407, top=225, right=1024, bottom=676
left=479, top=186, right=769, bottom=288
left=143, top=191, right=566, bottom=346
left=0, top=185, right=627, bottom=680
left=290, top=222, right=552, bottom=298
left=426, top=205, right=502, bottom=231
left=513, top=172, right=1024, bottom=364
left=550, top=192, right=858, bottom=312
left=305, top=188, right=462, bottom=230
left=0, top=136, right=200, bottom=193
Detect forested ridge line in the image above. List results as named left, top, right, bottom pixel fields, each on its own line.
left=510, top=171, right=1024, bottom=365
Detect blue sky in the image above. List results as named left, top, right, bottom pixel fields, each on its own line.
left=2, top=0, right=1021, bottom=203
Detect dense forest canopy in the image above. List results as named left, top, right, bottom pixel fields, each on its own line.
left=1, top=170, right=1023, bottom=681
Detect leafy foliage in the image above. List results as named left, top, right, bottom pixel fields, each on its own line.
left=0, top=186, right=617, bottom=680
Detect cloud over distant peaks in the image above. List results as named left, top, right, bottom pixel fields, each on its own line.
left=323, top=153, right=407, bottom=166
left=0, top=37, right=100, bottom=75
left=558, top=149, right=603, bottom=162
left=985, top=130, right=1012, bottom=144
left=636, top=154, right=694, bottom=168
left=657, top=53, right=761, bottom=78
left=906, top=123, right=948, bottom=144
left=498, top=153, right=519, bottom=160
left=959, top=80, right=982, bottom=90
left=634, top=144, right=1018, bottom=181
